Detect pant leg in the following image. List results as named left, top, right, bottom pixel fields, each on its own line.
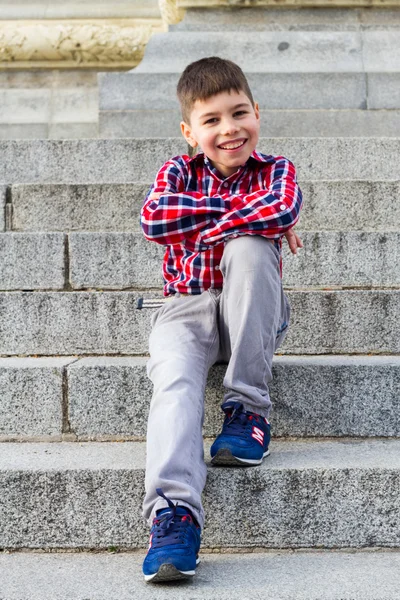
left=218, top=236, right=290, bottom=419
left=142, top=292, right=219, bottom=530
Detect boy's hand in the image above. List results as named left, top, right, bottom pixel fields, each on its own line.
left=149, top=192, right=162, bottom=200
left=284, top=230, right=303, bottom=255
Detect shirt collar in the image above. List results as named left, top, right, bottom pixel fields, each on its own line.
left=188, top=150, right=274, bottom=180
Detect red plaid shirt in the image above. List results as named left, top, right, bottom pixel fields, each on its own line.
left=141, top=150, right=303, bottom=296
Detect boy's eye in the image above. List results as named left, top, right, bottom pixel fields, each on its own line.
left=203, top=110, right=248, bottom=124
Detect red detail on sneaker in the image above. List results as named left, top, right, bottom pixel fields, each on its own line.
left=251, top=426, right=264, bottom=446
left=182, top=515, right=193, bottom=523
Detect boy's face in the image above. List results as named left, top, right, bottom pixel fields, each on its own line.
left=180, top=90, right=260, bottom=178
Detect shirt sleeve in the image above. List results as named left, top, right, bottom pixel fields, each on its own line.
left=140, top=157, right=229, bottom=246
left=184, top=157, right=303, bottom=250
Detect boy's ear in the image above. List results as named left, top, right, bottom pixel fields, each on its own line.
left=180, top=121, right=198, bottom=148
left=254, top=101, right=260, bottom=120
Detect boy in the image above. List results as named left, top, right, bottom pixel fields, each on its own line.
left=140, top=56, right=303, bottom=583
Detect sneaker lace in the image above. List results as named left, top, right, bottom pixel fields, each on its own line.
left=221, top=401, right=256, bottom=435
left=151, top=488, right=192, bottom=548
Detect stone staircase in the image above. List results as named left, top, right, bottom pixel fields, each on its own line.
left=1, top=133, right=400, bottom=597
left=1, top=4, right=400, bottom=598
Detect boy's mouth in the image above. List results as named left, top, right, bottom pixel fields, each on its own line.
left=217, top=138, right=247, bottom=151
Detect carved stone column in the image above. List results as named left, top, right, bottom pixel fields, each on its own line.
left=0, top=20, right=164, bottom=69
left=0, top=1, right=165, bottom=70
left=159, top=0, right=186, bottom=25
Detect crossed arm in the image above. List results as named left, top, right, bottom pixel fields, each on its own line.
left=140, top=156, right=303, bottom=253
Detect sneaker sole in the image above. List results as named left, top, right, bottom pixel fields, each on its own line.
left=211, top=448, right=270, bottom=466
left=144, top=558, right=200, bottom=583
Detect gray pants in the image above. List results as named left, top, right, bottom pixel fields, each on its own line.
left=142, top=236, right=291, bottom=530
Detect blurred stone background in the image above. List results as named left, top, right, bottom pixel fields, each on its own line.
left=0, top=0, right=164, bottom=138
left=1, top=0, right=399, bottom=139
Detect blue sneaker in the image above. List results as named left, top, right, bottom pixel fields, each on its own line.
left=143, top=488, right=201, bottom=583
left=210, top=401, right=271, bottom=466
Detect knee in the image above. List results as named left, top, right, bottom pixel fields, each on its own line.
left=221, top=235, right=279, bottom=274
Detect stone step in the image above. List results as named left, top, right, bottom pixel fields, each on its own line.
left=133, top=31, right=399, bottom=74
left=2, top=439, right=400, bottom=549
left=0, top=122, right=99, bottom=141
left=0, top=290, right=398, bottom=355
left=0, top=138, right=399, bottom=184
left=172, top=7, right=400, bottom=31
left=101, top=72, right=386, bottom=111
left=100, top=108, right=400, bottom=138
left=70, top=231, right=400, bottom=290
left=0, top=71, right=99, bottom=141
left=0, top=139, right=187, bottom=185
left=1, top=231, right=398, bottom=291
left=0, top=86, right=98, bottom=126
left=1, top=550, right=400, bottom=599
left=2, top=355, right=397, bottom=441
left=0, top=233, right=66, bottom=290
left=100, top=72, right=398, bottom=112
left=2, top=231, right=397, bottom=291
left=9, top=180, right=400, bottom=232
left=67, top=355, right=400, bottom=439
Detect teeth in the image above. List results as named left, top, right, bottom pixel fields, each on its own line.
left=220, top=141, right=244, bottom=150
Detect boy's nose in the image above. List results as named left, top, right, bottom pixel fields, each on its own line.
left=220, top=119, right=240, bottom=135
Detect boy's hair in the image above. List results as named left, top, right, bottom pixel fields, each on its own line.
left=177, top=56, right=254, bottom=124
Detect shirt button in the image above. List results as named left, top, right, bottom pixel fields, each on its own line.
left=215, top=265, right=220, bottom=270
left=280, top=204, right=286, bottom=211
left=223, top=182, right=229, bottom=188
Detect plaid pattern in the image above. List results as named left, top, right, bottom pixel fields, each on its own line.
left=141, top=150, right=303, bottom=296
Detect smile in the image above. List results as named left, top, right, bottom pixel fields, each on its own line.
left=218, top=139, right=247, bottom=151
